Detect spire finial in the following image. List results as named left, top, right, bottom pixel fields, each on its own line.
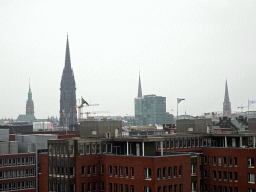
left=29, top=78, right=31, bottom=92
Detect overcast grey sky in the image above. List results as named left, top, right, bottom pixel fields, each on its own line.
left=1, top=0, right=256, bottom=119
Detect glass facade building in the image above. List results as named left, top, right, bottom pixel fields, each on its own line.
left=135, top=94, right=166, bottom=126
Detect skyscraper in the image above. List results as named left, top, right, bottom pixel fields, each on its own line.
left=223, top=80, right=231, bottom=116
left=26, top=79, right=34, bottom=115
left=135, top=74, right=166, bottom=126
left=59, top=36, right=77, bottom=127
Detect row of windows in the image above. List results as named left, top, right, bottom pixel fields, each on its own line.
left=0, top=180, right=35, bottom=191
left=49, top=143, right=114, bottom=156
left=49, top=182, right=74, bottom=192
left=0, top=156, right=35, bottom=167
left=211, top=185, right=238, bottom=192
left=203, top=156, right=238, bottom=167
left=210, top=171, right=238, bottom=182
left=109, top=183, right=134, bottom=192
left=154, top=166, right=182, bottom=180
left=49, top=166, right=75, bottom=176
left=156, top=137, right=210, bottom=150
left=82, top=182, right=99, bottom=192
left=108, top=166, right=134, bottom=178
left=0, top=168, right=36, bottom=179
left=156, top=184, right=183, bottom=192
left=82, top=165, right=97, bottom=176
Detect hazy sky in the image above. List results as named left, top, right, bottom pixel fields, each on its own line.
left=1, top=0, right=256, bottom=119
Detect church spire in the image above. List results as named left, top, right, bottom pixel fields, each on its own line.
left=223, top=79, right=231, bottom=116
left=138, top=72, right=142, bottom=98
left=65, top=34, right=71, bottom=69
left=26, top=78, right=34, bottom=115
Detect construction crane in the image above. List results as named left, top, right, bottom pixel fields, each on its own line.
left=237, top=105, right=254, bottom=112
left=72, top=98, right=100, bottom=122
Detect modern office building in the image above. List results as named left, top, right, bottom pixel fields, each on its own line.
left=0, top=129, right=36, bottom=192
left=38, top=119, right=256, bottom=192
left=59, top=35, right=77, bottom=127
left=135, top=94, right=166, bottom=126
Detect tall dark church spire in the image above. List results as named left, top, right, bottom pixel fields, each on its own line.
left=26, top=78, right=34, bottom=115
left=60, top=35, right=77, bottom=127
left=138, top=72, right=142, bottom=98
left=223, top=80, right=231, bottom=116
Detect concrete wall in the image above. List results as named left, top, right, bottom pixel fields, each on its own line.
left=0, top=129, right=9, bottom=141
left=80, top=120, right=122, bottom=139
left=176, top=119, right=212, bottom=133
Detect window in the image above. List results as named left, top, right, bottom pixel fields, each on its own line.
left=131, top=185, right=134, bottom=192
left=248, top=158, right=254, bottom=167
left=229, top=172, right=232, bottom=182
left=169, top=185, right=172, bottom=192
left=218, top=171, right=222, bottom=181
left=109, top=166, right=112, bottom=177
left=101, top=165, right=104, bottom=174
left=204, top=156, right=207, bottom=164
left=96, top=144, right=101, bottom=154
left=179, top=184, right=182, bottom=192
left=223, top=157, right=227, bottom=166
left=168, top=167, right=172, bottom=178
left=120, top=184, right=123, bottom=192
left=124, top=167, right=128, bottom=177
left=248, top=173, right=255, bottom=183
left=234, top=172, right=238, bottom=181
left=228, top=157, right=232, bottom=167
left=192, top=165, right=196, bottom=175
left=204, top=170, right=207, bottom=178
left=157, top=168, right=161, bottom=179
left=79, top=144, right=84, bottom=155
left=87, top=165, right=91, bottom=176
left=125, top=185, right=128, bottom=192
left=86, top=145, right=90, bottom=154
left=234, top=157, right=237, bottom=166
left=218, top=157, right=221, bottom=166
left=213, top=171, right=216, bottom=180
left=82, top=183, right=86, bottom=192
left=114, top=183, right=117, bottom=192
left=179, top=166, right=182, bottom=177
left=213, top=186, right=217, bottom=192
left=144, top=187, right=152, bottom=192
left=174, top=166, right=177, bottom=178
left=130, top=167, right=134, bottom=178
left=213, top=156, right=216, bottom=165
left=87, top=182, right=92, bottom=192
left=114, top=166, right=117, bottom=177
left=102, top=144, right=107, bottom=153
left=234, top=187, right=238, bottom=192
left=223, top=186, right=227, bottom=192
left=248, top=189, right=255, bottom=192
left=229, top=187, right=232, bottom=192
left=163, top=167, right=166, bottom=178
left=101, top=182, right=105, bottom=191
left=163, top=186, right=167, bottom=192
left=119, top=166, right=123, bottom=177
left=93, top=182, right=97, bottom=191
left=93, top=165, right=96, bottom=175
left=91, top=144, right=96, bottom=154
left=223, top=171, right=227, bottom=181
left=82, top=166, right=85, bottom=176
left=144, top=168, right=151, bottom=179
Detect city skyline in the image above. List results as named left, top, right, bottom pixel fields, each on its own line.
left=1, top=1, right=256, bottom=119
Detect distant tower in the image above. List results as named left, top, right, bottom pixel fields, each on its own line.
left=223, top=80, right=231, bottom=116
left=59, top=35, right=77, bottom=127
left=138, top=72, right=142, bottom=98
left=26, top=79, right=34, bottom=115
